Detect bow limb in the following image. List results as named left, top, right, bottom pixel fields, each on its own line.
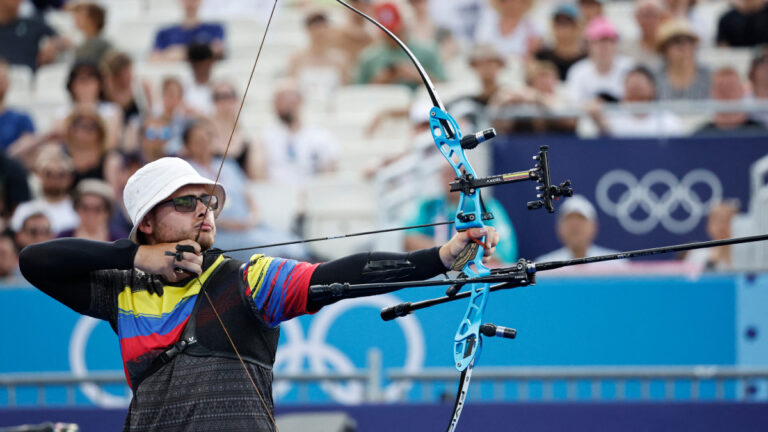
left=335, top=0, right=490, bottom=374
left=334, top=1, right=491, bottom=430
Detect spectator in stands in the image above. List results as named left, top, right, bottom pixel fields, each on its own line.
left=0, top=0, right=67, bottom=71
left=0, top=58, right=35, bottom=154
left=102, top=51, right=150, bottom=127
left=421, top=0, right=490, bottom=49
left=578, top=0, right=604, bottom=24
left=71, top=1, right=112, bottom=65
left=749, top=45, right=768, bottom=125
left=536, top=195, right=618, bottom=262
left=404, top=163, right=517, bottom=265
left=288, top=10, right=350, bottom=98
left=623, top=0, right=667, bottom=69
left=58, top=179, right=121, bottom=241
left=439, top=44, right=507, bottom=134
left=716, top=0, right=768, bottom=47
left=158, top=76, right=190, bottom=139
left=210, top=81, right=260, bottom=180
left=534, top=4, right=587, bottom=81
left=108, top=152, right=141, bottom=239
left=0, top=151, right=31, bottom=225
left=333, top=0, right=375, bottom=63
left=182, top=120, right=309, bottom=261
left=654, top=19, right=711, bottom=100
left=258, top=80, right=339, bottom=184
left=58, top=61, right=122, bottom=150
left=184, top=43, right=216, bottom=115
left=355, top=2, right=445, bottom=89
left=150, top=0, right=225, bottom=62
left=473, top=0, right=540, bottom=58
left=63, top=108, right=121, bottom=186
left=30, top=146, right=78, bottom=235
left=684, top=200, right=739, bottom=270
left=136, top=116, right=173, bottom=163
left=144, top=76, right=189, bottom=156
left=9, top=202, right=54, bottom=250
left=696, top=67, right=767, bottom=135
left=406, top=0, right=457, bottom=61
left=367, top=44, right=507, bottom=139
left=566, top=17, right=633, bottom=103
left=0, top=230, right=20, bottom=282
left=494, top=60, right=578, bottom=134
left=182, top=119, right=241, bottom=185
left=587, top=65, right=684, bottom=137
left=665, top=0, right=711, bottom=43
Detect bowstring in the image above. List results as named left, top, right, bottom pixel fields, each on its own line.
left=204, top=220, right=456, bottom=255
left=191, top=1, right=280, bottom=429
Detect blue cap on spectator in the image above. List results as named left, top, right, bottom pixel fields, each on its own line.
left=553, top=4, right=580, bottom=21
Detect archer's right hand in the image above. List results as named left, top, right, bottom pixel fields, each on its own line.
left=134, top=239, right=203, bottom=282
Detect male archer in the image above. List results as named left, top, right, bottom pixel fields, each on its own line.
left=20, top=157, right=499, bottom=431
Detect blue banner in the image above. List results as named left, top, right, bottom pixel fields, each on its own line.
left=491, top=136, right=768, bottom=260
left=1, top=274, right=754, bottom=407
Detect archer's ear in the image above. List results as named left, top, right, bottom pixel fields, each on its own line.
left=138, top=213, right=154, bottom=237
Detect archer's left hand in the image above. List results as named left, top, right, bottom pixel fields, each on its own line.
left=438, top=227, right=500, bottom=269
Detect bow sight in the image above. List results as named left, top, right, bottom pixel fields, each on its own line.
left=449, top=143, right=573, bottom=219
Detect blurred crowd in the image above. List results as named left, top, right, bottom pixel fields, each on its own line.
left=1, top=0, right=766, bottom=282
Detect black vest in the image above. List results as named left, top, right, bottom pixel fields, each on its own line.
left=132, top=257, right=281, bottom=389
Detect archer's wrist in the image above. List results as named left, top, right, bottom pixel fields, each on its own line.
left=438, top=244, right=453, bottom=270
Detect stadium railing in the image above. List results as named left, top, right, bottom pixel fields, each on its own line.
left=3, top=365, right=767, bottom=407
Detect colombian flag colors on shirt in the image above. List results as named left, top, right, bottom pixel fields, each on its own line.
left=116, top=254, right=317, bottom=387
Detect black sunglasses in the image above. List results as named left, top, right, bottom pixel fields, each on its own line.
left=157, top=194, right=218, bottom=213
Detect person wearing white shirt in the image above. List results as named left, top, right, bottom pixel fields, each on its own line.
left=566, top=17, right=633, bottom=103
left=183, top=44, right=216, bottom=116
left=473, top=0, right=541, bottom=58
left=28, top=147, right=79, bottom=235
left=683, top=201, right=739, bottom=271
left=587, top=65, right=684, bottom=138
left=258, top=80, right=339, bottom=184
left=536, top=195, right=621, bottom=264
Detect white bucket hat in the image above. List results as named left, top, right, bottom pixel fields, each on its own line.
left=558, top=194, right=597, bottom=223
left=124, top=157, right=226, bottom=242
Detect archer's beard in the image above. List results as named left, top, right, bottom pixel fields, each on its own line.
left=196, top=231, right=215, bottom=251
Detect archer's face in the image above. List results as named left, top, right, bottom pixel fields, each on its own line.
left=142, top=184, right=217, bottom=250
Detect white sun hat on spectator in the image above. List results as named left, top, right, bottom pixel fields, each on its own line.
left=558, top=195, right=597, bottom=222
left=9, top=201, right=53, bottom=233
left=123, top=157, right=226, bottom=243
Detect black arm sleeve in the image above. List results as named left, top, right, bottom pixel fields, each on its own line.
left=19, top=238, right=139, bottom=313
left=307, top=247, right=447, bottom=310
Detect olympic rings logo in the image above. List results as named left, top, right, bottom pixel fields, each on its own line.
left=274, top=294, right=425, bottom=404
left=69, top=293, right=425, bottom=407
left=595, top=169, right=723, bottom=235
left=70, top=317, right=131, bottom=407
